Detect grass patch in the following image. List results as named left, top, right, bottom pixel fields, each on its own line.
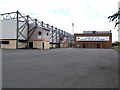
left=112, top=46, right=120, bottom=52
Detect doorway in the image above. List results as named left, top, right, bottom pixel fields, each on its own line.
left=97, top=43, right=100, bottom=48
left=42, top=42, right=44, bottom=49
left=29, top=42, right=33, bottom=48
left=83, top=43, right=86, bottom=48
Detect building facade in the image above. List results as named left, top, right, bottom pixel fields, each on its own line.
left=0, top=19, right=26, bottom=49
left=28, top=25, right=50, bottom=49
left=74, top=31, right=112, bottom=48
left=0, top=11, right=74, bottom=49
left=0, top=20, right=50, bottom=49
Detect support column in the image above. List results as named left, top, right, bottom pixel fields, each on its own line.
left=51, top=26, right=53, bottom=48
left=27, top=15, right=29, bottom=48
left=58, top=29, right=60, bottom=48
left=55, top=28, right=57, bottom=48
left=16, top=11, right=19, bottom=49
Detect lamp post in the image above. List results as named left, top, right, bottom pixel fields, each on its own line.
left=72, top=23, right=74, bottom=47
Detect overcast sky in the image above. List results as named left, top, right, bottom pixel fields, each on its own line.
left=0, top=0, right=119, bottom=42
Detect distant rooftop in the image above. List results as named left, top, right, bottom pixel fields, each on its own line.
left=83, top=30, right=111, bottom=34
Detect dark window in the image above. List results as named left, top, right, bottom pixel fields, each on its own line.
left=83, top=43, right=86, bottom=48
left=0, top=41, right=1, bottom=47
left=97, top=43, right=100, bottom=48
left=47, top=32, right=49, bottom=36
left=38, top=31, right=42, bottom=35
left=18, top=40, right=27, bottom=43
left=93, top=31, right=96, bottom=34
left=94, top=43, right=96, bottom=47
left=1, top=41, right=9, bottom=44
left=29, top=42, right=33, bottom=48
left=87, top=43, right=89, bottom=47
left=91, top=43, right=92, bottom=47
left=92, top=43, right=94, bottom=47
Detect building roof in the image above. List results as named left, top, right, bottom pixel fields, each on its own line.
left=83, top=31, right=111, bottom=34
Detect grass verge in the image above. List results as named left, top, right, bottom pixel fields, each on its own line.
left=112, top=46, right=120, bottom=52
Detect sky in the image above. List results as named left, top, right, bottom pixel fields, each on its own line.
left=0, top=0, right=119, bottom=42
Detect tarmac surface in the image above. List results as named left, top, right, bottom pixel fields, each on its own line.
left=2, top=48, right=118, bottom=88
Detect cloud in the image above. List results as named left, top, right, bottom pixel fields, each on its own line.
left=0, top=0, right=119, bottom=42
left=49, top=9, right=70, bottom=16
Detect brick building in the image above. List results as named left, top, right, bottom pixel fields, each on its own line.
left=74, top=31, right=112, bottom=48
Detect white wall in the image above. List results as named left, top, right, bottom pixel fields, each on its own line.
left=49, top=30, right=60, bottom=43
left=19, top=22, right=27, bottom=40
left=0, top=20, right=17, bottom=39
left=29, top=24, right=49, bottom=41
left=29, top=24, right=38, bottom=40
left=49, top=30, right=53, bottom=42
left=0, top=20, right=27, bottom=40
left=42, top=28, right=49, bottom=41
left=0, top=20, right=50, bottom=41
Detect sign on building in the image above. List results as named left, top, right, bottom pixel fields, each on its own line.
left=76, top=36, right=109, bottom=41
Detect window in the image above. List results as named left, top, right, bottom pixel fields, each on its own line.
left=87, top=43, right=89, bottom=47
left=94, top=43, right=96, bottom=47
left=38, top=31, right=42, bottom=35
left=92, top=43, right=95, bottom=47
left=0, top=41, right=9, bottom=44
left=91, top=43, right=92, bottom=47
left=93, top=31, right=96, bottom=34
left=18, top=40, right=27, bottom=43
left=47, top=32, right=49, bottom=36
left=83, top=43, right=86, bottom=48
left=0, top=41, right=1, bottom=47
left=77, top=42, right=80, bottom=47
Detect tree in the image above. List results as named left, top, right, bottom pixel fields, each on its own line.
left=108, top=10, right=120, bottom=28
left=112, top=41, right=120, bottom=46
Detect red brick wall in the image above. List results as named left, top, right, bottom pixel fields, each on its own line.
left=74, top=33, right=112, bottom=48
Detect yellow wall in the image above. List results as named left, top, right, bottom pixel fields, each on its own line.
left=0, top=40, right=16, bottom=49
left=49, top=44, right=52, bottom=48
left=44, top=42, right=49, bottom=49
left=60, top=44, right=64, bottom=48
left=18, top=42, right=27, bottom=48
left=32, top=41, right=49, bottom=49
left=37, top=41, right=42, bottom=49
left=49, top=44, right=57, bottom=48
left=60, top=44, right=68, bottom=48
left=63, top=44, right=68, bottom=48
left=33, top=41, right=37, bottom=48
left=0, top=40, right=50, bottom=49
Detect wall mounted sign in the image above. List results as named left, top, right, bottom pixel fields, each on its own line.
left=76, top=36, right=109, bottom=41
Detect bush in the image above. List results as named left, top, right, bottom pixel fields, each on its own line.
left=112, top=41, right=120, bottom=46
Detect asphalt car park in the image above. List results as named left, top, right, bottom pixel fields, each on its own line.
left=2, top=48, right=118, bottom=88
